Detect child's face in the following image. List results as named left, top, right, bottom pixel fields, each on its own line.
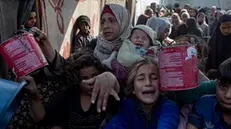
left=216, top=80, right=231, bottom=112
left=25, top=12, right=36, bottom=28
left=133, top=64, right=160, bottom=105
left=79, top=66, right=100, bottom=95
left=131, top=29, right=151, bottom=49
left=79, top=22, right=90, bottom=34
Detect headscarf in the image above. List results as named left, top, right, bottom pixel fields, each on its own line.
left=146, top=17, right=171, bottom=42
left=94, top=4, right=132, bottom=62
left=197, top=12, right=206, bottom=24
left=206, top=14, right=231, bottom=72
left=186, top=18, right=203, bottom=37
left=171, top=13, right=182, bottom=28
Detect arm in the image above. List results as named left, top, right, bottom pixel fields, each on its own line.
left=175, top=80, right=216, bottom=104
left=157, top=100, right=180, bottom=129
left=20, top=76, right=45, bottom=123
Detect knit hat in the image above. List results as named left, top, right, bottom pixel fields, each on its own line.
left=132, top=25, right=157, bottom=46
left=76, top=15, right=91, bottom=29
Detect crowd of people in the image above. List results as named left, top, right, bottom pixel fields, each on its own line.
left=4, top=2, right=231, bottom=129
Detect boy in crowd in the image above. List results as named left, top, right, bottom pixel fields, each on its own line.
left=187, top=58, right=231, bottom=129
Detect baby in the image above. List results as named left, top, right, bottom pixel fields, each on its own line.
left=102, top=25, right=160, bottom=80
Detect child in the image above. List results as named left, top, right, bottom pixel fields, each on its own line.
left=24, top=11, right=37, bottom=30
left=187, top=57, right=231, bottom=129
left=23, top=49, right=119, bottom=129
left=71, top=15, right=93, bottom=53
left=105, top=59, right=179, bottom=129
left=102, top=25, right=160, bottom=81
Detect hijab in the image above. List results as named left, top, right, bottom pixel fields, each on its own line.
left=207, top=14, right=231, bottom=72
left=171, top=13, right=182, bottom=29
left=186, top=18, right=203, bottom=37
left=146, top=17, right=171, bottom=42
left=94, top=4, right=132, bottom=62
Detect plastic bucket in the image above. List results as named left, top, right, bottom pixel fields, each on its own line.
left=0, top=33, right=48, bottom=78
left=0, top=79, right=27, bottom=129
left=158, top=45, right=199, bottom=91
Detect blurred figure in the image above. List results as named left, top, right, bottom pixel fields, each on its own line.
left=24, top=11, right=37, bottom=30
left=174, top=3, right=181, bottom=15
left=71, top=15, right=93, bottom=54
left=170, top=13, right=182, bottom=39
left=210, top=10, right=225, bottom=36
left=184, top=4, right=191, bottom=12
left=145, top=8, right=153, bottom=18
left=189, top=8, right=198, bottom=18
left=186, top=18, right=203, bottom=37
left=147, top=17, right=172, bottom=46
left=209, top=6, right=217, bottom=26
left=181, top=12, right=190, bottom=23
left=150, top=2, right=159, bottom=17
left=136, top=8, right=153, bottom=25
left=197, top=12, right=209, bottom=36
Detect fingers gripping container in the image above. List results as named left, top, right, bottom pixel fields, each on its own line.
left=0, top=33, right=48, bottom=78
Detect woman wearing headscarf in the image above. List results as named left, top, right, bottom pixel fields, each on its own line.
left=210, top=10, right=225, bottom=36
left=197, top=12, right=210, bottom=37
left=206, top=14, right=231, bottom=72
left=189, top=8, right=198, bottom=18
left=170, top=13, right=182, bottom=39
left=185, top=18, right=203, bottom=37
left=181, top=12, right=190, bottom=23
left=146, top=17, right=172, bottom=46
left=90, top=4, right=132, bottom=62
left=28, top=4, right=132, bottom=115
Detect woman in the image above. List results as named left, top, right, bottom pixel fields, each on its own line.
left=105, top=59, right=180, bottom=129
left=146, top=17, right=173, bottom=46
left=186, top=18, right=203, bottom=37
left=32, top=4, right=131, bottom=113
left=197, top=12, right=209, bottom=37
left=210, top=10, right=225, bottom=36
left=181, top=12, right=190, bottom=23
left=89, top=4, right=132, bottom=62
left=170, top=13, right=182, bottom=39
left=189, top=8, right=198, bottom=18
left=206, top=14, right=231, bottom=72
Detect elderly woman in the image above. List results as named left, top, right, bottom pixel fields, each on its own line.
left=146, top=17, right=173, bottom=46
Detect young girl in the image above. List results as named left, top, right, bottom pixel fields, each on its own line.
left=104, top=59, right=179, bottom=129
left=23, top=49, right=119, bottom=129
left=102, top=25, right=160, bottom=82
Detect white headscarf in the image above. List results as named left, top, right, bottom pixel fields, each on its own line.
left=94, top=4, right=132, bottom=62
left=146, top=17, right=171, bottom=40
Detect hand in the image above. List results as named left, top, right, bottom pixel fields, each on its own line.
left=30, top=27, right=48, bottom=44
left=19, top=76, right=39, bottom=98
left=82, top=72, right=120, bottom=113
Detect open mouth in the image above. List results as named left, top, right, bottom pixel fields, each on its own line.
left=142, top=90, right=155, bottom=95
